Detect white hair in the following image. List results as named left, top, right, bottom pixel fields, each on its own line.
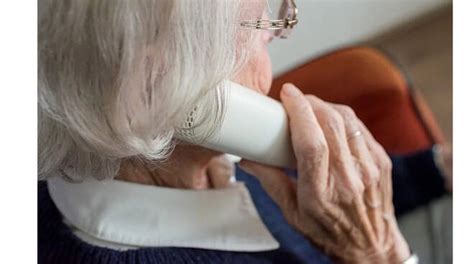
left=38, top=0, right=260, bottom=180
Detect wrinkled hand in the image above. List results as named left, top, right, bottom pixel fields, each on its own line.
left=239, top=84, right=410, bottom=263
left=207, top=154, right=235, bottom=188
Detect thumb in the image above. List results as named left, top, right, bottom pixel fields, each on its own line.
left=239, top=159, right=298, bottom=222
left=207, top=155, right=234, bottom=188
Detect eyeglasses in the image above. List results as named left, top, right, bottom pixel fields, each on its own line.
left=240, top=0, right=298, bottom=39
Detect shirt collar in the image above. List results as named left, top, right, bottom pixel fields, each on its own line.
left=47, top=176, right=279, bottom=252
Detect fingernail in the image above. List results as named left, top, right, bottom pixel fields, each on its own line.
left=282, top=83, right=300, bottom=97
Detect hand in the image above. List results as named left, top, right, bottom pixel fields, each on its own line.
left=239, top=84, right=410, bottom=263
left=207, top=154, right=235, bottom=188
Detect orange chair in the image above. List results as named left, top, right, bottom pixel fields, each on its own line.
left=269, top=46, right=445, bottom=155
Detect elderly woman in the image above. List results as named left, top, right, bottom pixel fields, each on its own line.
left=38, top=0, right=421, bottom=263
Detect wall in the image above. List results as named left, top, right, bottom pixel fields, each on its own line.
left=268, top=0, right=451, bottom=75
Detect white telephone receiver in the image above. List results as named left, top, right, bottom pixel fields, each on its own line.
left=176, top=80, right=296, bottom=168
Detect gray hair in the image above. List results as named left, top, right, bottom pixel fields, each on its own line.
left=39, top=0, right=260, bottom=180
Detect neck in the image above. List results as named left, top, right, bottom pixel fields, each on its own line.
left=117, top=145, right=230, bottom=189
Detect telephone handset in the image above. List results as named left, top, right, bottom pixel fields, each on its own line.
left=176, top=80, right=296, bottom=168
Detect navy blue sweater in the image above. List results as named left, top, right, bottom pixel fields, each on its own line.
left=38, top=174, right=331, bottom=264
left=38, top=148, right=445, bottom=263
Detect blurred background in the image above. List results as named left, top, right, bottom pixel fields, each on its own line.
left=268, top=1, right=452, bottom=263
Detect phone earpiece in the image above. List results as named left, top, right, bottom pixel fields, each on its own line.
left=176, top=80, right=296, bottom=169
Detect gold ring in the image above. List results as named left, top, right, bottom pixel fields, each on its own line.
left=347, top=130, right=362, bottom=140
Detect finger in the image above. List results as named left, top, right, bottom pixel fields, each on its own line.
left=304, top=95, right=364, bottom=195
left=330, top=104, right=379, bottom=186
left=352, top=196, right=378, bottom=247
left=358, top=121, right=395, bottom=246
left=330, top=104, right=385, bottom=240
left=305, top=96, right=377, bottom=245
left=207, top=155, right=234, bottom=188
left=363, top=186, right=386, bottom=243
left=358, top=120, right=394, bottom=218
left=239, top=159, right=299, bottom=224
left=280, top=83, right=329, bottom=192
left=356, top=119, right=388, bottom=167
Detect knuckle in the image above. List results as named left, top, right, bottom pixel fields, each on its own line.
left=303, top=95, right=318, bottom=111
left=337, top=105, right=356, bottom=120
left=344, top=167, right=366, bottom=193
left=364, top=163, right=381, bottom=185
left=314, top=138, right=329, bottom=154
left=340, top=186, right=361, bottom=205
left=373, top=142, right=392, bottom=171
left=337, top=167, right=365, bottom=198
left=383, top=157, right=393, bottom=172
left=303, top=196, right=330, bottom=217
left=304, top=96, right=325, bottom=117
left=351, top=177, right=366, bottom=195
left=299, top=100, right=315, bottom=115
left=337, top=105, right=362, bottom=132
left=297, top=139, right=328, bottom=173
left=305, top=94, right=318, bottom=103
left=326, top=110, right=345, bottom=132
left=378, top=151, right=392, bottom=170
left=300, top=143, right=323, bottom=161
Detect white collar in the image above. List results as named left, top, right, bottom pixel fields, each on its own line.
left=47, top=177, right=279, bottom=252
